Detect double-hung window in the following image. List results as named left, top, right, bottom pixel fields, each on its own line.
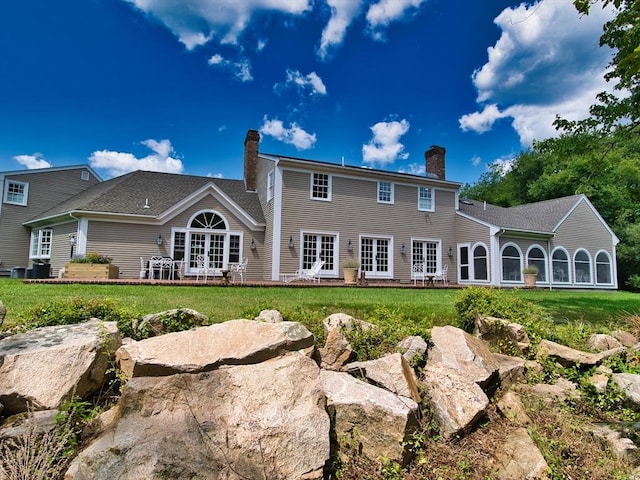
left=311, top=173, right=331, bottom=201
left=377, top=181, right=393, bottom=204
left=418, top=187, right=433, bottom=211
left=30, top=229, right=52, bottom=259
left=4, top=180, right=28, bottom=206
left=267, top=170, right=274, bottom=201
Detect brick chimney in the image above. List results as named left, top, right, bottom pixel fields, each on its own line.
left=243, top=129, right=260, bottom=192
left=425, top=145, right=446, bottom=180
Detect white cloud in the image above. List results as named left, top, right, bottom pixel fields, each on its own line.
left=471, top=155, right=481, bottom=168
left=318, top=0, right=364, bottom=60
left=366, top=0, right=425, bottom=40
left=14, top=154, right=51, bottom=169
left=362, top=118, right=410, bottom=166
left=398, top=162, right=425, bottom=175
left=492, top=155, right=517, bottom=175
left=124, top=0, right=312, bottom=49
left=208, top=53, right=253, bottom=82
left=460, top=0, right=617, bottom=147
left=89, top=139, right=184, bottom=177
left=259, top=117, right=317, bottom=150
left=275, top=69, right=328, bottom=96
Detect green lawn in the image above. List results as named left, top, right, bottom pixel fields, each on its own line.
left=1, top=279, right=637, bottom=332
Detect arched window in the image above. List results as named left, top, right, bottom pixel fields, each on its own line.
left=574, top=249, right=592, bottom=283
left=526, top=246, right=547, bottom=282
left=552, top=249, right=569, bottom=283
left=502, top=244, right=521, bottom=282
left=473, top=244, right=488, bottom=281
left=189, top=211, right=227, bottom=230
left=595, top=251, right=612, bottom=284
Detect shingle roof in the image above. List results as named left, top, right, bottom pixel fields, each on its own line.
left=29, top=170, right=265, bottom=224
left=458, top=195, right=584, bottom=233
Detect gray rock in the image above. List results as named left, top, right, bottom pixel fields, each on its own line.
left=133, top=307, right=208, bottom=338
left=318, top=327, right=355, bottom=371
left=116, top=319, right=314, bottom=378
left=588, top=333, right=623, bottom=352
left=495, top=427, right=549, bottom=479
left=610, top=330, right=638, bottom=347
left=497, top=391, right=531, bottom=426
left=611, top=373, right=640, bottom=409
left=536, top=339, right=606, bottom=369
left=322, top=313, right=376, bottom=333
left=0, top=319, right=121, bottom=415
left=475, top=315, right=530, bottom=354
left=320, top=370, right=419, bottom=464
left=343, top=353, right=420, bottom=402
left=397, top=336, right=428, bottom=365
left=66, top=353, right=329, bottom=480
left=254, top=309, right=284, bottom=323
left=429, top=325, right=499, bottom=389
left=520, top=378, right=580, bottom=404
left=494, top=353, right=526, bottom=390
left=588, top=423, right=637, bottom=460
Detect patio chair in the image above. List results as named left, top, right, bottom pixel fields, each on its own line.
left=139, top=257, right=148, bottom=279
left=434, top=264, right=448, bottom=286
left=195, top=254, right=213, bottom=281
left=148, top=255, right=163, bottom=279
left=412, top=263, right=426, bottom=286
left=229, top=257, right=248, bottom=283
left=283, top=259, right=325, bottom=283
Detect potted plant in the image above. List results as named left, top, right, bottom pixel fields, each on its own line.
left=523, top=265, right=538, bottom=288
left=65, top=252, right=119, bottom=279
left=340, top=257, right=360, bottom=285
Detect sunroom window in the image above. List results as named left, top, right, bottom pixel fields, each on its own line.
left=502, top=245, right=521, bottom=281
left=595, top=251, right=612, bottom=284
left=574, top=250, right=591, bottom=283
left=527, top=246, right=547, bottom=282
left=552, top=249, right=570, bottom=282
left=30, top=229, right=52, bottom=259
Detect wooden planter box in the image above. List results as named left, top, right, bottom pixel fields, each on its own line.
left=64, top=263, right=119, bottom=279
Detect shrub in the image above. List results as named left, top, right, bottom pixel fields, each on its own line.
left=454, top=287, right=553, bottom=348
left=69, top=252, right=112, bottom=264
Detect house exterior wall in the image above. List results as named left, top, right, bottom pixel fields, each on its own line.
left=453, top=215, right=493, bottom=285
left=256, top=156, right=276, bottom=280
left=277, top=166, right=458, bottom=282
left=0, top=167, right=99, bottom=273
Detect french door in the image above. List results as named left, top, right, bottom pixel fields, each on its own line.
left=361, top=237, right=391, bottom=277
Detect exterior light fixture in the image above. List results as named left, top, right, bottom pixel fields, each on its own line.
left=400, top=243, right=405, bottom=254
left=288, top=236, right=294, bottom=248
left=448, top=246, right=453, bottom=258
left=69, top=234, right=76, bottom=258
left=156, top=234, right=163, bottom=246
left=347, top=239, right=353, bottom=252
left=250, top=239, right=256, bottom=250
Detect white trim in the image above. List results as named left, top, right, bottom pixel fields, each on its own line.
left=553, top=195, right=619, bottom=244
left=573, top=248, right=593, bottom=285
left=417, top=186, right=435, bottom=212
left=525, top=244, right=549, bottom=284
left=300, top=229, right=340, bottom=277
left=271, top=166, right=284, bottom=280
left=594, top=249, right=615, bottom=286
left=377, top=181, right=394, bottom=204
left=551, top=247, right=571, bottom=284
left=310, top=172, right=332, bottom=202
left=3, top=179, right=29, bottom=206
left=76, top=217, right=89, bottom=257
left=358, top=234, right=394, bottom=279
left=471, top=242, right=491, bottom=283
left=410, top=237, right=442, bottom=276
left=500, top=242, right=524, bottom=283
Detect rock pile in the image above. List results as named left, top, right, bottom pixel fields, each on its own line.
left=1, top=310, right=639, bottom=479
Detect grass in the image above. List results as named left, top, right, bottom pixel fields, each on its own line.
left=0, top=279, right=638, bottom=331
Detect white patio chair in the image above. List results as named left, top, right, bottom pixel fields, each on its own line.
left=195, top=254, right=213, bottom=281
left=283, top=259, right=325, bottom=283
left=434, top=264, right=448, bottom=286
left=229, top=257, right=248, bottom=283
left=139, top=257, right=148, bottom=279
left=149, top=255, right=163, bottom=279
left=412, top=263, right=426, bottom=286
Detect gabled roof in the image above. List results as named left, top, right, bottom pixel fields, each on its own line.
left=26, top=170, right=265, bottom=226
left=458, top=194, right=590, bottom=234
left=0, top=164, right=102, bottom=181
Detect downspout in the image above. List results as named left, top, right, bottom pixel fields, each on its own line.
left=547, top=238, right=552, bottom=291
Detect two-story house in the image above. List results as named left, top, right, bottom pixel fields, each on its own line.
left=7, top=130, right=619, bottom=288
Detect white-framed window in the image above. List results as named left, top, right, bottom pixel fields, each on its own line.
left=501, top=243, right=522, bottom=282
left=310, top=173, right=331, bottom=201
left=377, top=181, right=393, bottom=204
left=595, top=250, right=613, bottom=285
left=552, top=248, right=570, bottom=283
left=526, top=245, right=547, bottom=282
left=412, top=239, right=440, bottom=275
left=267, top=169, right=274, bottom=201
left=574, top=249, right=592, bottom=284
left=473, top=243, right=489, bottom=281
left=81, top=170, right=90, bottom=181
left=4, top=180, right=29, bottom=206
left=30, top=229, right=52, bottom=259
left=458, top=244, right=470, bottom=281
left=361, top=236, right=393, bottom=278
left=417, top=187, right=433, bottom=211
left=302, top=231, right=338, bottom=276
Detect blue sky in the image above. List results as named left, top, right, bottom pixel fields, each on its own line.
left=0, top=0, right=616, bottom=185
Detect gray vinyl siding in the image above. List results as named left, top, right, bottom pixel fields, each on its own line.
left=279, top=169, right=458, bottom=282
left=0, top=167, right=99, bottom=270
left=49, top=222, right=79, bottom=277
left=552, top=201, right=614, bottom=256
left=256, top=156, right=275, bottom=280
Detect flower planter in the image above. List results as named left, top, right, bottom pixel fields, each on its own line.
left=64, top=263, right=119, bottom=279
left=343, top=268, right=358, bottom=285
left=524, top=273, right=537, bottom=288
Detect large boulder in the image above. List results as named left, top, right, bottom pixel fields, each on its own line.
left=116, top=319, right=314, bottom=378
left=66, top=353, right=329, bottom=480
left=536, top=339, right=623, bottom=369
left=342, top=353, right=420, bottom=402
left=422, top=365, right=490, bottom=440
left=428, top=326, right=499, bottom=389
left=320, top=370, right=419, bottom=464
left=318, top=327, right=355, bottom=371
left=0, top=320, right=121, bottom=415
left=611, top=373, right=640, bottom=410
